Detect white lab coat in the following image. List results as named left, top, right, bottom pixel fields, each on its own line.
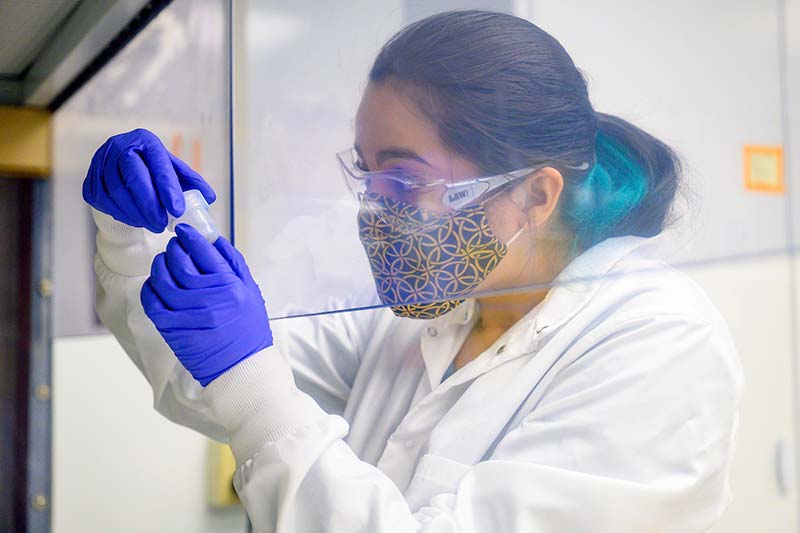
left=92, top=208, right=743, bottom=533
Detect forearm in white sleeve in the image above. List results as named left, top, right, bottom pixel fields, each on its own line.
left=93, top=205, right=370, bottom=439
left=92, top=208, right=228, bottom=440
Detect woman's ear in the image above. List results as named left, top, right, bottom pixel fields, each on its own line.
left=514, top=167, right=564, bottom=226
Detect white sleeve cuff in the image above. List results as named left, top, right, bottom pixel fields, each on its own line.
left=92, top=208, right=172, bottom=277
left=202, top=346, right=329, bottom=463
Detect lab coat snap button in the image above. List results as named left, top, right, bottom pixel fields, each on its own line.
left=427, top=327, right=438, bottom=337
left=403, top=440, right=416, bottom=449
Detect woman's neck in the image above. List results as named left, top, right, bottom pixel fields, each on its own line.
left=454, top=231, right=575, bottom=370
left=475, top=234, right=572, bottom=333
left=475, top=290, right=548, bottom=333
left=452, top=290, right=549, bottom=371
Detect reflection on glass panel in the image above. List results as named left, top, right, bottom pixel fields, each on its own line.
left=236, top=1, right=788, bottom=320
left=53, top=0, right=232, bottom=336
left=233, top=1, right=405, bottom=318
left=52, top=1, right=247, bottom=532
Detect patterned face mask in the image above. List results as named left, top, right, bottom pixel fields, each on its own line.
left=357, top=192, right=520, bottom=319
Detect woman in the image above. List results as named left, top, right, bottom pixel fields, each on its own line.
left=83, top=10, right=742, bottom=532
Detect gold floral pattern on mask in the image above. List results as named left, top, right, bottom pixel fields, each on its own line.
left=357, top=193, right=508, bottom=319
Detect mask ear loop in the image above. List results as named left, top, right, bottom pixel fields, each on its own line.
left=505, top=223, right=528, bottom=246
left=504, top=183, right=531, bottom=247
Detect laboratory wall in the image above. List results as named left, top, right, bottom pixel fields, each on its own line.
left=50, top=0, right=244, bottom=531
left=786, top=0, right=800, bottom=242
left=52, top=336, right=246, bottom=532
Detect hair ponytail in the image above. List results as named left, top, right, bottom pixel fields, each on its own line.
left=371, top=10, right=682, bottom=251
left=561, top=112, right=681, bottom=250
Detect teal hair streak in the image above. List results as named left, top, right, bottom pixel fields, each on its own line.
left=562, top=131, right=649, bottom=251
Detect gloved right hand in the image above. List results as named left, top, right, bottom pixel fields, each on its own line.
left=141, top=224, right=273, bottom=387
left=82, top=128, right=216, bottom=232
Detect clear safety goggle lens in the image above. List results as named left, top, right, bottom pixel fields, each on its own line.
left=337, top=147, right=542, bottom=213
left=337, top=148, right=443, bottom=206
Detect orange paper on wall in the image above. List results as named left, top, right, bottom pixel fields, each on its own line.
left=744, top=145, right=784, bottom=193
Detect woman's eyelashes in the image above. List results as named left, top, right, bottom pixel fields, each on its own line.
left=365, top=174, right=414, bottom=198
left=361, top=160, right=425, bottom=182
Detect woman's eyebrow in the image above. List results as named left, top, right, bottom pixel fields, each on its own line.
left=354, top=144, right=431, bottom=168
left=376, top=148, right=431, bottom=167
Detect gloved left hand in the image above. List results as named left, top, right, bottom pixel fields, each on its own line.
left=141, top=223, right=273, bottom=386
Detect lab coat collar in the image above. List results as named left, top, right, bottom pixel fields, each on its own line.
left=524, top=235, right=660, bottom=350
left=418, top=299, right=479, bottom=391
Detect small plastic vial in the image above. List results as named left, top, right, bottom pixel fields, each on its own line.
left=167, top=189, right=220, bottom=243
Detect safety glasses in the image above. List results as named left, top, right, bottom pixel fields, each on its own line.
left=336, top=147, right=541, bottom=211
